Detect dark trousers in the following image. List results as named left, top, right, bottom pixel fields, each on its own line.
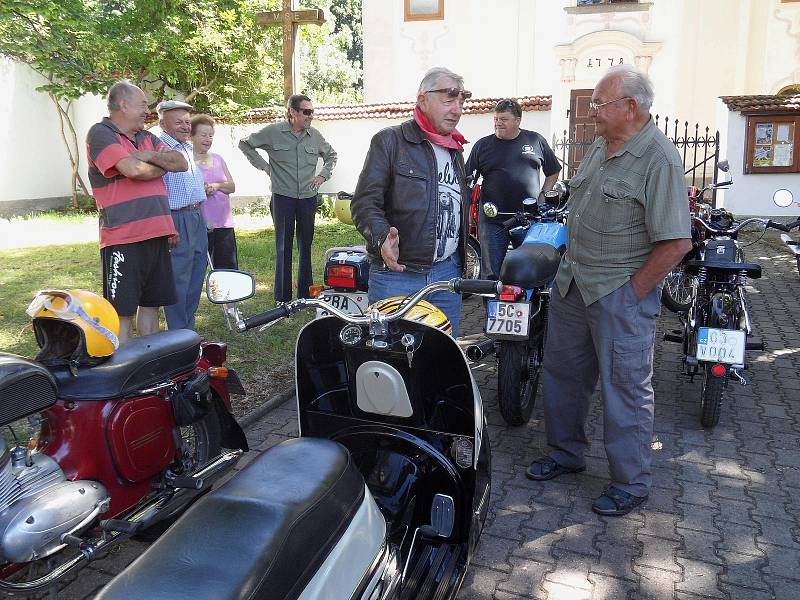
left=271, top=193, right=317, bottom=302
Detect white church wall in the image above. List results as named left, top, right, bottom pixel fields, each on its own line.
left=363, top=0, right=800, bottom=140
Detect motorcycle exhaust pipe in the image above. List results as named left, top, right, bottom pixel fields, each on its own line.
left=466, top=338, right=496, bottom=361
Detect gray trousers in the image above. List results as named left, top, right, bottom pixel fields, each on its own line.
left=542, top=279, right=660, bottom=497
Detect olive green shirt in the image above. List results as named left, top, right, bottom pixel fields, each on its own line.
left=556, top=117, right=690, bottom=305
left=239, top=122, right=337, bottom=199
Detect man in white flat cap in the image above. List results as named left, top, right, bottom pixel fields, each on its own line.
left=158, top=99, right=209, bottom=331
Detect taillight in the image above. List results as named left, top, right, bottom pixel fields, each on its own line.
left=325, top=264, right=358, bottom=290
left=710, top=364, right=727, bottom=378
left=498, top=285, right=524, bottom=302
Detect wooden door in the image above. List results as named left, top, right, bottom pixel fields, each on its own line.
left=569, top=89, right=596, bottom=176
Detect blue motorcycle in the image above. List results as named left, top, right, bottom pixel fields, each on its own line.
left=468, top=186, right=569, bottom=425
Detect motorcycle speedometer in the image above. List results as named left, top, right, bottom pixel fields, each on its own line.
left=340, top=324, right=363, bottom=346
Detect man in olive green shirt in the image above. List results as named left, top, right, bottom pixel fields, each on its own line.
left=526, top=66, right=691, bottom=517
left=239, top=94, right=337, bottom=302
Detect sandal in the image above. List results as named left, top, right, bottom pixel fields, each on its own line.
left=592, top=486, right=647, bottom=516
left=525, top=456, right=585, bottom=481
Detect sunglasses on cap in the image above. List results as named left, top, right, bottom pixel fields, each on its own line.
left=426, top=87, right=473, bottom=101
left=295, top=108, right=314, bottom=116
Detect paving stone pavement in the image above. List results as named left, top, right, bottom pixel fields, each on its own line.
left=15, top=237, right=800, bottom=600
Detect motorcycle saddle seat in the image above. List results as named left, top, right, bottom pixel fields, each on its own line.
left=500, top=243, right=561, bottom=289
left=96, top=437, right=366, bottom=600
left=684, top=259, right=762, bottom=279
left=49, top=329, right=202, bottom=400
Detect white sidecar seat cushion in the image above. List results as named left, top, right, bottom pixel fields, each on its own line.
left=95, top=438, right=365, bottom=600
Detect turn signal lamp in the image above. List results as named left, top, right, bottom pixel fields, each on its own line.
left=325, top=264, right=358, bottom=290
left=498, top=285, right=524, bottom=302
left=309, top=284, right=324, bottom=298
left=710, top=364, right=727, bottom=378
left=208, top=367, right=229, bottom=380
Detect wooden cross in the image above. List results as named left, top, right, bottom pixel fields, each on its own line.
left=256, top=0, right=325, bottom=102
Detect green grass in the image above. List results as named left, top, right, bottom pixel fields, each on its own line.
left=0, top=220, right=363, bottom=380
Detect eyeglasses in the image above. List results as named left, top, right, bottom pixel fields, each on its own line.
left=426, top=87, right=473, bottom=101
left=588, top=97, right=631, bottom=111
left=296, top=108, right=314, bottom=116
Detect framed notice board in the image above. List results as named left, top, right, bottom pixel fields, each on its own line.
left=744, top=114, right=799, bottom=174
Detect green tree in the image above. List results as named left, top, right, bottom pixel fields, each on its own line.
left=299, top=0, right=363, bottom=104
left=0, top=0, right=119, bottom=204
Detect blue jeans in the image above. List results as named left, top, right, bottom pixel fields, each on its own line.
left=368, top=254, right=463, bottom=336
left=165, top=208, right=208, bottom=331
left=478, top=214, right=511, bottom=281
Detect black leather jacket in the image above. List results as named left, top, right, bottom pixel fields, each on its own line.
left=351, top=119, right=470, bottom=273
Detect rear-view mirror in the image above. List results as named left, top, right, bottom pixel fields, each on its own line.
left=206, top=270, right=256, bottom=304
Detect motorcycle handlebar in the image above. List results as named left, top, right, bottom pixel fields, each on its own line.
left=502, top=215, right=521, bottom=230
left=766, top=220, right=792, bottom=233
left=452, top=279, right=502, bottom=295
left=237, top=278, right=501, bottom=332
left=242, top=305, right=290, bottom=330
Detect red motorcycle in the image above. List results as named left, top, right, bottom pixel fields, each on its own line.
left=0, top=290, right=247, bottom=594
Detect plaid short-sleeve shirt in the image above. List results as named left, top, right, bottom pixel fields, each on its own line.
left=556, top=117, right=691, bottom=305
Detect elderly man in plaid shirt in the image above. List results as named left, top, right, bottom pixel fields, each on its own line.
left=158, top=100, right=209, bottom=331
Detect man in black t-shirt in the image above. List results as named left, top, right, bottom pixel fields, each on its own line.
left=465, top=99, right=561, bottom=280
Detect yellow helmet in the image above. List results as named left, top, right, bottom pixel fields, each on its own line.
left=370, top=297, right=452, bottom=335
left=27, top=289, right=120, bottom=364
left=334, top=196, right=353, bottom=225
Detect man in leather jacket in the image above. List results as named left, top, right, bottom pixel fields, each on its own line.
left=350, top=67, right=471, bottom=335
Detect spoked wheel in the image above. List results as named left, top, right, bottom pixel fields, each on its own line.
left=497, top=336, right=543, bottom=426
left=178, top=403, right=224, bottom=473
left=465, top=236, right=481, bottom=280
left=661, top=265, right=693, bottom=313
left=700, top=369, right=728, bottom=428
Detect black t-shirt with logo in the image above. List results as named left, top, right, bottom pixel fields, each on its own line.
left=465, top=129, right=560, bottom=221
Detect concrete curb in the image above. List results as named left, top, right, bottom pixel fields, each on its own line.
left=237, top=388, right=295, bottom=430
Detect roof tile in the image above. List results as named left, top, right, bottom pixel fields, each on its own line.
left=720, top=94, right=800, bottom=113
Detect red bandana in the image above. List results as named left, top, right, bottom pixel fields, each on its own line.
left=414, top=106, right=468, bottom=152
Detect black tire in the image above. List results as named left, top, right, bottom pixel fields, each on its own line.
left=700, top=369, right=727, bottom=428
left=497, top=338, right=542, bottom=426
left=661, top=265, right=693, bottom=313
left=465, top=236, right=481, bottom=280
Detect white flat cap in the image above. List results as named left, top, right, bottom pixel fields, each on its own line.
left=156, top=100, right=193, bottom=116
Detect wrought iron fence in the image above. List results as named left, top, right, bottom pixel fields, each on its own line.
left=552, top=115, right=721, bottom=199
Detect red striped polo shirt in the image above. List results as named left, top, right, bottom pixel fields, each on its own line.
left=86, top=118, right=176, bottom=248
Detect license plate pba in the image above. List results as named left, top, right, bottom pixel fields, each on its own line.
left=317, top=292, right=368, bottom=317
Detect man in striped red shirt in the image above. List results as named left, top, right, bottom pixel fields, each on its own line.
left=86, top=81, right=188, bottom=344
